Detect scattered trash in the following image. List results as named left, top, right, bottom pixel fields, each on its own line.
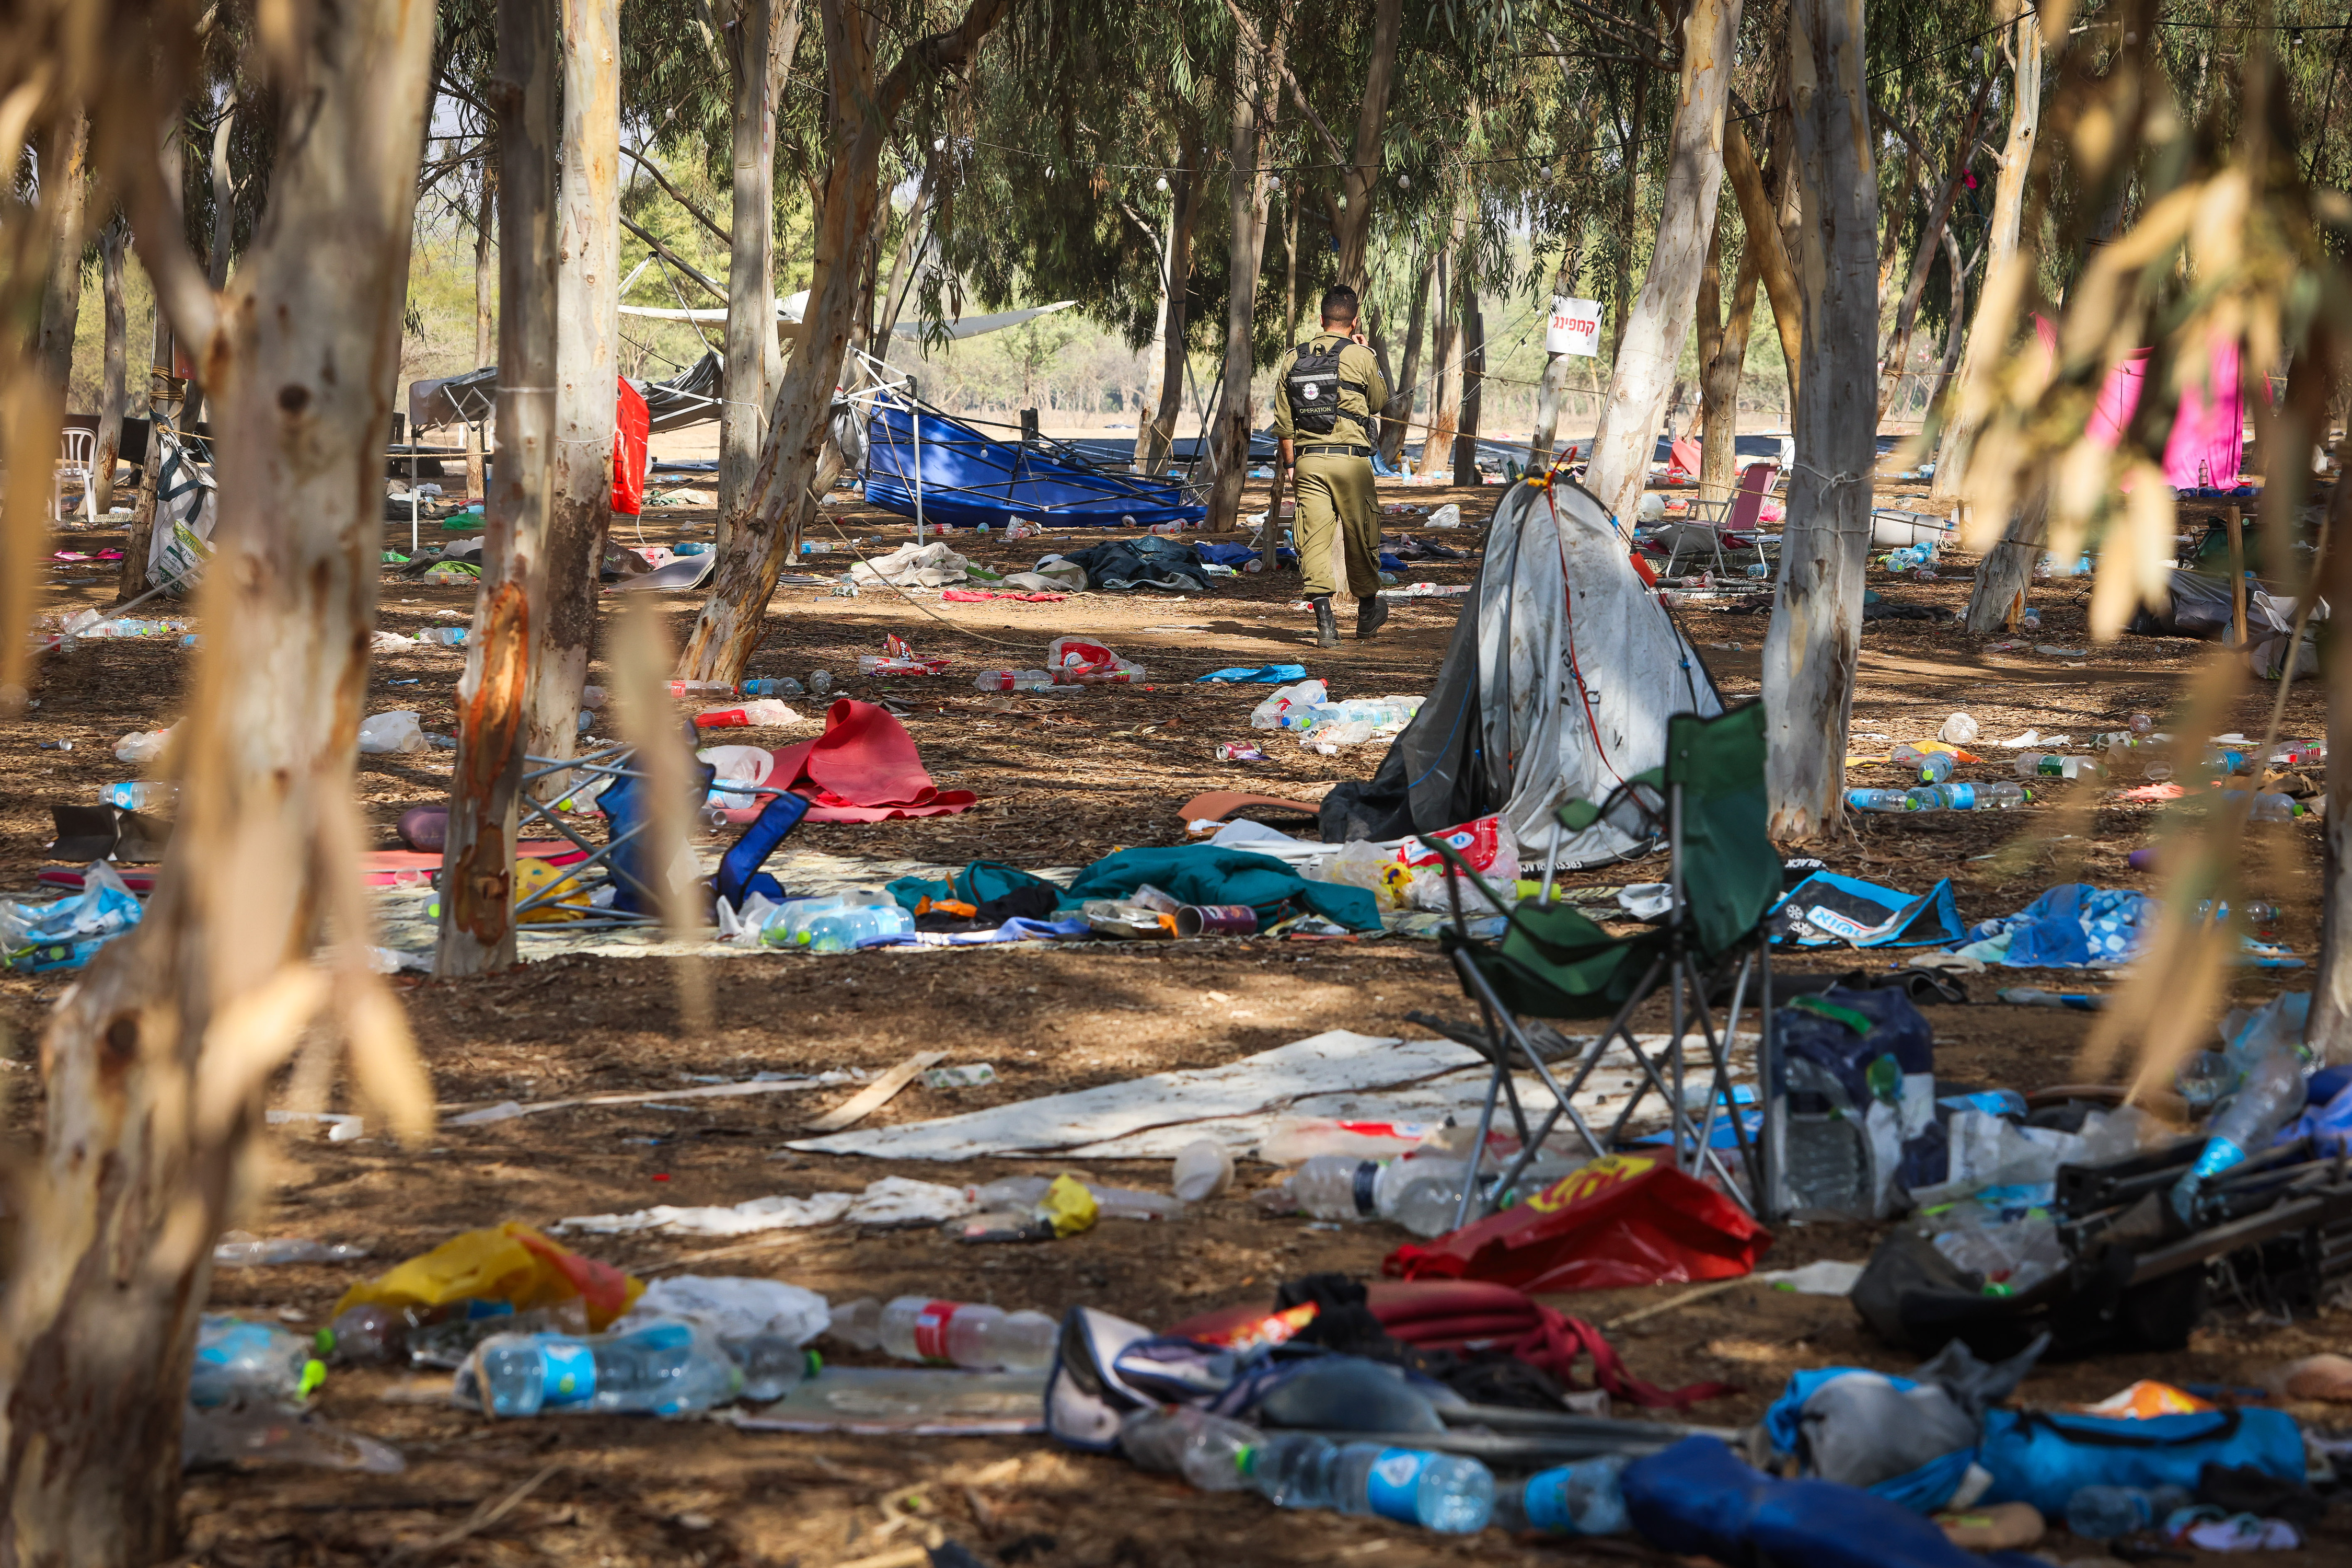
left=921, top=1063, right=997, bottom=1088
left=213, top=1232, right=372, bottom=1268
left=356, top=710, right=425, bottom=753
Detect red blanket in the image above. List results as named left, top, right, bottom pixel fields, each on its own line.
left=717, top=699, right=976, bottom=824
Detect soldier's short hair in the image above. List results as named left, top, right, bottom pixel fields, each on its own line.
left=1320, top=286, right=1360, bottom=325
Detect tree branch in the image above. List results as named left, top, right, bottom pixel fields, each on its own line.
left=121, top=135, right=220, bottom=354
left=619, top=213, right=728, bottom=299
left=878, top=0, right=1012, bottom=125
left=1218, top=0, right=1346, bottom=166
left=620, top=144, right=734, bottom=245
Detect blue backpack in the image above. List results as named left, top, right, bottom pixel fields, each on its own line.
left=1976, top=1405, right=2305, bottom=1515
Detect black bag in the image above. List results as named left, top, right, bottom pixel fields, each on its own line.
left=1284, top=338, right=1349, bottom=437
left=1851, top=1226, right=2204, bottom=1361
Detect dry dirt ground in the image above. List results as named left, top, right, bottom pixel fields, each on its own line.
left=2, top=469, right=2346, bottom=1568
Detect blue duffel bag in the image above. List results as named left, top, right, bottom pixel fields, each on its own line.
left=1977, top=1405, right=2305, bottom=1515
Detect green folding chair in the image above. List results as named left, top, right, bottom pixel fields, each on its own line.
left=1417, top=700, right=1784, bottom=1226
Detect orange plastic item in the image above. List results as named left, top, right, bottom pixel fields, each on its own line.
left=2073, top=1380, right=2215, bottom=1419
left=611, top=378, right=651, bottom=515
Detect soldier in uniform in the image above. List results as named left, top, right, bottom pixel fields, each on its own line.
left=1272, top=285, right=1390, bottom=647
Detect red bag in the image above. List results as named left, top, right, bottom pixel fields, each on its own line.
left=611, top=377, right=651, bottom=515
left=1385, top=1153, right=1769, bottom=1294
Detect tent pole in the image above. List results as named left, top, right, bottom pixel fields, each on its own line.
left=912, top=399, right=926, bottom=543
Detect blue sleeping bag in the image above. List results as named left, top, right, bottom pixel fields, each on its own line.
left=1976, top=1406, right=2305, bottom=1516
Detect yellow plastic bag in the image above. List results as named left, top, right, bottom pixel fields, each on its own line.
left=1037, top=1174, right=1099, bottom=1238
left=332, top=1221, right=642, bottom=1330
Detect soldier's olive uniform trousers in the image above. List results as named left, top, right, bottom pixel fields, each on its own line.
left=1293, top=449, right=1381, bottom=601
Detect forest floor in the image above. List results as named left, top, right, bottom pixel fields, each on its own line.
left=2, top=466, right=2346, bottom=1568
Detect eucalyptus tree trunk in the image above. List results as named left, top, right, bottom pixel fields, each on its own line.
left=1527, top=262, right=1575, bottom=469
left=118, top=128, right=180, bottom=604
left=1876, top=72, right=1992, bottom=424
left=0, top=2, right=437, bottom=1553
left=527, top=0, right=622, bottom=786
left=1697, top=217, right=1762, bottom=504
left=34, top=112, right=88, bottom=393
left=1206, top=19, right=1282, bottom=534
left=1963, top=487, right=2048, bottom=632
left=874, top=142, right=936, bottom=344
left=2315, top=472, right=2352, bottom=1064
left=1416, top=206, right=1468, bottom=479
left=1933, top=0, right=2040, bottom=501
left=1139, top=153, right=1200, bottom=475
left=1604, top=69, right=1645, bottom=371
left=1579, top=0, right=1743, bottom=529
left=1327, top=0, right=1402, bottom=295
left=719, top=0, right=800, bottom=560
left=1723, top=120, right=1803, bottom=409
left=181, top=97, right=239, bottom=435
left=1281, top=184, right=1301, bottom=342
left=1763, top=0, right=1879, bottom=841
left=95, top=217, right=129, bottom=513
left=467, top=167, right=494, bottom=499
left=439, top=0, right=561, bottom=977
left=1452, top=282, right=1484, bottom=485
left=679, top=0, right=1012, bottom=682
left=1382, top=252, right=1432, bottom=468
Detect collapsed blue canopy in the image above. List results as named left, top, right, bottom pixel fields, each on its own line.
left=862, top=403, right=1205, bottom=529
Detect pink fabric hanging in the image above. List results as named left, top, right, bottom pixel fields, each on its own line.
left=2055, top=316, right=2245, bottom=489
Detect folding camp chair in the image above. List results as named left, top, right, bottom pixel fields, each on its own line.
left=1658, top=462, right=1778, bottom=578
left=500, top=739, right=804, bottom=931
left=1417, top=700, right=1784, bottom=1226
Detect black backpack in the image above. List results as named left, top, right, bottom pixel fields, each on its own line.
left=1285, top=338, right=1350, bottom=436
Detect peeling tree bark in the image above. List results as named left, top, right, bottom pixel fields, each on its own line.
left=1579, top=0, right=1743, bottom=529
left=34, top=111, right=88, bottom=394
left=1205, top=17, right=1282, bottom=534
left=95, top=217, right=128, bottom=514
left=0, top=2, right=437, bottom=1554
left=1416, top=197, right=1468, bottom=480
left=467, top=167, right=494, bottom=500
left=439, top=0, right=560, bottom=977
left=1933, top=0, right=2039, bottom=501
left=718, top=0, right=799, bottom=560
left=677, top=0, right=1012, bottom=683
left=1763, top=0, right=1878, bottom=842
left=526, top=0, right=622, bottom=787
left=1527, top=261, right=1575, bottom=469
left=1452, top=281, right=1484, bottom=486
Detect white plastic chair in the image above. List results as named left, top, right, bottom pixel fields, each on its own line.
left=55, top=427, right=97, bottom=524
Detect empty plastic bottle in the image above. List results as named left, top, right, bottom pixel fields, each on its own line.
left=1495, top=1456, right=1631, bottom=1535
left=322, top=1302, right=423, bottom=1365
left=2238, top=791, right=2313, bottom=823
left=2201, top=745, right=2251, bottom=775
left=191, top=1316, right=327, bottom=1408
left=414, top=626, right=467, bottom=645
left=2128, top=712, right=2155, bottom=735
left=831, top=1296, right=1057, bottom=1370
left=2065, top=1484, right=2193, bottom=1540
left=1244, top=1433, right=1494, bottom=1532
left=743, top=677, right=804, bottom=697
left=799, top=902, right=915, bottom=953
left=100, top=780, right=174, bottom=810
left=1172, top=1138, right=1236, bottom=1202
left=464, top=1320, right=742, bottom=1417
left=669, top=679, right=735, bottom=698
left=1119, top=1405, right=1260, bottom=1491
left=1890, top=745, right=1955, bottom=784
left=1934, top=781, right=2031, bottom=810
left=2014, top=753, right=2101, bottom=780
left=2172, top=1048, right=2308, bottom=1220
left=974, top=670, right=1055, bottom=691
left=753, top=890, right=900, bottom=949
left=1847, top=787, right=1942, bottom=813
left=809, top=669, right=834, bottom=695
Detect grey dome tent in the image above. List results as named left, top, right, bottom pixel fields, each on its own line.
left=1320, top=475, right=1724, bottom=867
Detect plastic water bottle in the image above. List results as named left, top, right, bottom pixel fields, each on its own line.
left=100, top=780, right=174, bottom=810
left=2239, top=790, right=2313, bottom=823
left=1496, top=1456, right=1631, bottom=1535
left=417, top=626, right=467, bottom=645
left=1273, top=1156, right=1482, bottom=1233
left=974, top=670, right=1055, bottom=691
left=669, top=679, right=735, bottom=698
left=808, top=670, right=834, bottom=695
left=2014, top=752, right=2100, bottom=780
left=1120, top=1405, right=1260, bottom=1491
left=1935, top=780, right=2031, bottom=810
left=1891, top=745, right=1954, bottom=783
left=2172, top=1047, right=2308, bottom=1220
left=2065, top=1484, right=2193, bottom=1540
left=832, top=1296, right=1058, bottom=1370
left=464, top=1321, right=742, bottom=1417
left=800, top=903, right=915, bottom=953
left=1245, top=1434, right=1494, bottom=1532
left=191, top=1316, right=327, bottom=1407
left=1847, top=787, right=1942, bottom=813
left=754, top=891, right=898, bottom=948
left=743, top=677, right=804, bottom=697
